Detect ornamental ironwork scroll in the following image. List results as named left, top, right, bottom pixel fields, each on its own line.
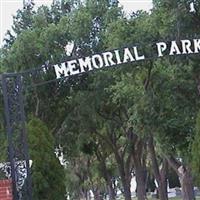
left=0, top=160, right=32, bottom=192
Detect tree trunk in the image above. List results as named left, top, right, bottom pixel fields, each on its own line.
left=85, top=190, right=90, bottom=200
left=135, top=167, right=147, bottom=200
left=122, top=180, right=132, bottom=200
left=95, top=152, right=116, bottom=200
left=178, top=166, right=195, bottom=200
left=113, top=148, right=132, bottom=200
left=148, top=136, right=168, bottom=200
left=166, top=156, right=195, bottom=200
left=93, top=188, right=103, bottom=200
left=160, top=160, right=168, bottom=200
left=116, top=158, right=132, bottom=200
left=158, top=184, right=168, bottom=200
left=133, top=138, right=147, bottom=200
left=107, top=180, right=116, bottom=200
left=128, top=131, right=147, bottom=200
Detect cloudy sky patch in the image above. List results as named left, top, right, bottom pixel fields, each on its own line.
left=0, top=0, right=153, bottom=46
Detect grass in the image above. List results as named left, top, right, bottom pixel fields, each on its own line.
left=130, top=198, right=200, bottom=200
left=167, top=198, right=200, bottom=200
left=117, top=197, right=200, bottom=200
left=116, top=192, right=200, bottom=200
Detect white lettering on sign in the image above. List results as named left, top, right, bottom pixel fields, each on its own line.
left=54, top=39, right=199, bottom=79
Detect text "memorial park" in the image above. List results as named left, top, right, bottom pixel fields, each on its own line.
left=54, top=39, right=200, bottom=79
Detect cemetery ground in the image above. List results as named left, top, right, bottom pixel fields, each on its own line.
left=144, top=198, right=200, bottom=200
left=142, top=198, right=200, bottom=200
left=115, top=192, right=200, bottom=200
left=121, top=198, right=200, bottom=200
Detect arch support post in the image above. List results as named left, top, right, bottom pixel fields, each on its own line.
left=1, top=73, right=32, bottom=200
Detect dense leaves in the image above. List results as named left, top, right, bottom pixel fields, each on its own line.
left=1, top=0, right=200, bottom=199
left=27, top=117, right=65, bottom=200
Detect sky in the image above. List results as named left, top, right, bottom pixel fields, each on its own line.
left=0, top=0, right=153, bottom=47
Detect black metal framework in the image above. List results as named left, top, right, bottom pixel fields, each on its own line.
left=2, top=74, right=32, bottom=200
left=0, top=36, right=197, bottom=200
left=1, top=59, right=61, bottom=200
left=0, top=54, right=62, bottom=199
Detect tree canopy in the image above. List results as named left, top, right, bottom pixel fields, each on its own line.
left=0, top=0, right=200, bottom=200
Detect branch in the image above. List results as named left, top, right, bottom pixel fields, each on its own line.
left=33, top=88, right=40, bottom=117
left=163, top=154, right=182, bottom=176
left=144, top=64, right=153, bottom=90
left=148, top=136, right=162, bottom=183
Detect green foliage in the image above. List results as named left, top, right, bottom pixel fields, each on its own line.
left=1, top=0, right=200, bottom=198
left=27, top=117, right=65, bottom=200
left=191, top=111, right=200, bottom=186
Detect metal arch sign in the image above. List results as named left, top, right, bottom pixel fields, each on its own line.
left=1, top=37, right=200, bottom=200
left=54, top=39, right=200, bottom=79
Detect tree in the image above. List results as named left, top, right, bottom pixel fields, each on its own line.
left=191, top=111, right=200, bottom=186
left=59, top=73, right=134, bottom=200
left=27, top=117, right=66, bottom=200
left=1, top=1, right=200, bottom=200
